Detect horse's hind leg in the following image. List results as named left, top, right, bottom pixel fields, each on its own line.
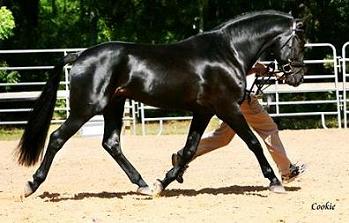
left=216, top=103, right=285, bottom=193
left=23, top=114, right=90, bottom=197
left=102, top=98, right=148, bottom=190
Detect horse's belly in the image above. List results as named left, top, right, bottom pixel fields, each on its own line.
left=120, top=83, right=195, bottom=110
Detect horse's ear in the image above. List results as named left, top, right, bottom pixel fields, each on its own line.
left=290, top=3, right=309, bottom=19
left=297, top=3, right=311, bottom=23
left=293, top=3, right=312, bottom=31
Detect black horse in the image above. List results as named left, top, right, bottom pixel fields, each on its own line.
left=17, top=10, right=305, bottom=197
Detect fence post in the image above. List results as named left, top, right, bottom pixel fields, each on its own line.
left=309, top=43, right=343, bottom=128
left=132, top=100, right=137, bottom=135
left=63, top=50, right=70, bottom=119
left=328, top=44, right=341, bottom=128
left=342, top=42, right=349, bottom=128
left=123, top=99, right=131, bottom=135
left=140, top=103, right=146, bottom=136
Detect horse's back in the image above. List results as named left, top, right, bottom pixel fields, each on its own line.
left=67, top=34, right=243, bottom=113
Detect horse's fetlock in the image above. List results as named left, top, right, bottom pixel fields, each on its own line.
left=130, top=173, right=141, bottom=184
left=263, top=167, right=274, bottom=179
left=33, top=173, right=46, bottom=184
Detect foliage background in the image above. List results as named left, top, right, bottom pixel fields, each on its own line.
left=1, top=0, right=348, bottom=49
left=0, top=0, right=348, bottom=129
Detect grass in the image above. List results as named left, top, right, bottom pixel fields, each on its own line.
left=0, top=127, right=24, bottom=140
left=1, top=116, right=344, bottom=141
left=133, top=117, right=221, bottom=135
left=0, top=117, right=222, bottom=140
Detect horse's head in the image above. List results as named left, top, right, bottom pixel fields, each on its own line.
left=215, top=11, right=307, bottom=86
left=272, top=19, right=306, bottom=87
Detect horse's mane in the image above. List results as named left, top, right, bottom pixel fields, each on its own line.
left=212, top=10, right=293, bottom=31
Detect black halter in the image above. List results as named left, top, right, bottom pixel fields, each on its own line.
left=245, top=20, right=305, bottom=100
left=279, top=19, right=305, bottom=71
left=246, top=62, right=277, bottom=98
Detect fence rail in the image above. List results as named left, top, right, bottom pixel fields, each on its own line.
left=1, top=42, right=349, bottom=135
left=258, top=43, right=342, bottom=128
left=342, top=42, right=349, bottom=128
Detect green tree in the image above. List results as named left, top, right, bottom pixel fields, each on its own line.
left=0, top=6, right=15, bottom=40
left=0, top=6, right=19, bottom=88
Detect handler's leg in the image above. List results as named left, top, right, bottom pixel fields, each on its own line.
left=102, top=98, right=148, bottom=190
left=173, top=122, right=236, bottom=183
left=241, top=96, right=291, bottom=176
left=177, top=122, right=235, bottom=160
left=216, top=102, right=284, bottom=193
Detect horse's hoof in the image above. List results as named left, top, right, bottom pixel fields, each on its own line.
left=22, top=181, right=34, bottom=198
left=137, top=186, right=152, bottom=195
left=269, top=184, right=286, bottom=194
left=151, top=179, right=163, bottom=197
left=137, top=180, right=163, bottom=197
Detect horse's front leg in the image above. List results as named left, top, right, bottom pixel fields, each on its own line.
left=149, top=113, right=212, bottom=195
left=216, top=102, right=285, bottom=193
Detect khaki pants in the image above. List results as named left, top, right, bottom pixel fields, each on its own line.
left=178, top=96, right=291, bottom=175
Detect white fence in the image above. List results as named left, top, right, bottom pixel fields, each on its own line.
left=139, top=43, right=349, bottom=132
left=0, top=49, right=82, bottom=124
left=262, top=43, right=342, bottom=128
left=342, top=42, right=349, bottom=128
left=0, top=42, right=349, bottom=135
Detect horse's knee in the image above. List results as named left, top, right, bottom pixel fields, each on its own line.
left=102, top=140, right=122, bottom=157
left=33, top=170, right=47, bottom=184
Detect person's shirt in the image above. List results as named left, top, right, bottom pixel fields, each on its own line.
left=245, top=62, right=267, bottom=94
left=246, top=73, right=256, bottom=90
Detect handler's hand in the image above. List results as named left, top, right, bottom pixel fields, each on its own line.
left=254, top=62, right=268, bottom=76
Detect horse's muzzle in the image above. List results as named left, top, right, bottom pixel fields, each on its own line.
left=285, top=71, right=304, bottom=87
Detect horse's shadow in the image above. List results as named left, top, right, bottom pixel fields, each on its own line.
left=38, top=191, right=139, bottom=202
left=38, top=185, right=301, bottom=202
left=162, top=185, right=301, bottom=198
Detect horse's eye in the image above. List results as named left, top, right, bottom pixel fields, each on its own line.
left=296, top=22, right=304, bottom=29
left=283, top=64, right=292, bottom=72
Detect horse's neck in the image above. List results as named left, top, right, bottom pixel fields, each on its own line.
left=226, top=20, right=288, bottom=73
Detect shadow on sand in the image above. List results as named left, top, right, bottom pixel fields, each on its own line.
left=38, top=185, right=301, bottom=202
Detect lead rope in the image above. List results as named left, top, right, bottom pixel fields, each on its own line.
left=245, top=62, right=276, bottom=102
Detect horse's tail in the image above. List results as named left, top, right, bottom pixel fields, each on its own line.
left=17, top=53, right=80, bottom=166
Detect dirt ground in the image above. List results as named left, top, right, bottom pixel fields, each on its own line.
left=0, top=129, right=348, bottom=223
